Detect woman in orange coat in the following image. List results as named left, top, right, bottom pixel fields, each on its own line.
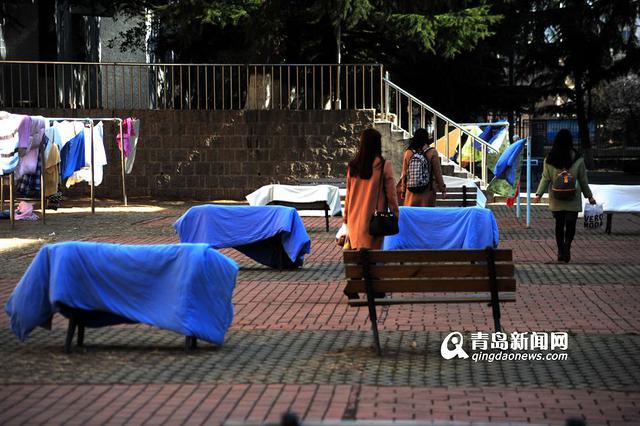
left=343, top=128, right=399, bottom=250
left=399, top=128, right=446, bottom=207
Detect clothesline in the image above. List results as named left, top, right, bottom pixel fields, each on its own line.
left=1, top=114, right=139, bottom=227
left=45, top=117, right=128, bottom=212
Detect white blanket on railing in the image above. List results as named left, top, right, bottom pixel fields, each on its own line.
left=246, top=184, right=342, bottom=216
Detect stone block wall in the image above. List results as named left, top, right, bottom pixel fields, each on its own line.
left=7, top=108, right=375, bottom=200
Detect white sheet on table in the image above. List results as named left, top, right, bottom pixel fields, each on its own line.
left=246, top=184, right=342, bottom=217
left=581, top=184, right=640, bottom=214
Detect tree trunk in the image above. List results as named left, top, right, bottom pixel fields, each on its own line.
left=574, top=73, right=594, bottom=168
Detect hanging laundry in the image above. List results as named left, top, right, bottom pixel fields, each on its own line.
left=29, top=116, right=46, bottom=148
left=60, top=132, right=85, bottom=181
left=125, top=119, right=140, bottom=174
left=66, top=121, right=107, bottom=187
left=43, top=126, right=57, bottom=163
left=14, top=115, right=45, bottom=181
left=52, top=120, right=81, bottom=148
left=44, top=142, right=61, bottom=198
left=116, top=117, right=134, bottom=157
left=16, top=137, right=46, bottom=197
left=435, top=127, right=461, bottom=158
left=0, top=111, right=20, bottom=175
left=15, top=114, right=31, bottom=149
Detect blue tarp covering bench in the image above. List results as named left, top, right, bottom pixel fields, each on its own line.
left=5, top=242, right=239, bottom=352
left=174, top=205, right=311, bottom=269
left=383, top=207, right=500, bottom=250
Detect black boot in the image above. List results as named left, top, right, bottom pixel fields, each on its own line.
left=563, top=243, right=571, bottom=263
left=556, top=240, right=564, bottom=262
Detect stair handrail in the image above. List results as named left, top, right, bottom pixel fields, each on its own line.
left=382, top=75, right=506, bottom=186
left=383, top=77, right=499, bottom=154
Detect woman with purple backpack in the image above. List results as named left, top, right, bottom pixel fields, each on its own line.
left=535, top=129, right=597, bottom=263
left=398, top=128, right=446, bottom=207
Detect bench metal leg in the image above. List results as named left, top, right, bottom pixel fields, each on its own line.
left=361, top=249, right=381, bottom=355
left=9, top=173, right=14, bottom=229
left=462, top=185, right=467, bottom=207
left=325, top=207, right=330, bottom=232
left=485, top=247, right=502, bottom=333
left=184, top=336, right=197, bottom=352
left=77, top=323, right=85, bottom=347
left=606, top=213, right=613, bottom=234
left=65, top=318, right=77, bottom=353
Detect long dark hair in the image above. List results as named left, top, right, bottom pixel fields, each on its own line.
left=408, top=128, right=430, bottom=151
left=546, top=128, right=580, bottom=169
left=348, top=128, right=382, bottom=179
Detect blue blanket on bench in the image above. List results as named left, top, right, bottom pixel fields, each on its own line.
left=174, top=205, right=311, bottom=268
left=5, top=242, right=238, bottom=345
left=383, top=207, right=499, bottom=250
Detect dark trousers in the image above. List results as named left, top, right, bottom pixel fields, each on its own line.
left=552, top=211, right=578, bottom=254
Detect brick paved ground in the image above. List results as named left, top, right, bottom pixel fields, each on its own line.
left=1, top=200, right=639, bottom=425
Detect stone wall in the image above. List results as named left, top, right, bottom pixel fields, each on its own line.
left=7, top=108, right=375, bottom=200
left=375, top=121, right=409, bottom=183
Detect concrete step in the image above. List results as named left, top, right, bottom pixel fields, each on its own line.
left=453, top=172, right=472, bottom=179
left=441, top=164, right=455, bottom=175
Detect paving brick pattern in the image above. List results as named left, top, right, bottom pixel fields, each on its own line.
left=1, top=328, right=639, bottom=391
left=1, top=201, right=639, bottom=425
left=0, top=384, right=638, bottom=426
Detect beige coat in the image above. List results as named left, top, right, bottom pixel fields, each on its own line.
left=400, top=147, right=446, bottom=207
left=344, top=157, right=399, bottom=249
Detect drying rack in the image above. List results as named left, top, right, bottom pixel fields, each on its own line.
left=1, top=117, right=127, bottom=228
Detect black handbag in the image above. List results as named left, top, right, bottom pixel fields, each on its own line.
left=369, top=159, right=400, bottom=236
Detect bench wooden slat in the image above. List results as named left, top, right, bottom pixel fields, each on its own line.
left=344, top=278, right=516, bottom=293
left=347, top=293, right=516, bottom=307
left=343, top=249, right=512, bottom=264
left=344, top=263, right=514, bottom=279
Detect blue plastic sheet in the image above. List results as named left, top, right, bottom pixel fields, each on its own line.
left=493, top=138, right=527, bottom=185
left=383, top=207, right=499, bottom=250
left=174, top=205, right=311, bottom=268
left=5, top=242, right=239, bottom=345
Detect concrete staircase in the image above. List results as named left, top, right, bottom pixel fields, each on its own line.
left=375, top=119, right=484, bottom=207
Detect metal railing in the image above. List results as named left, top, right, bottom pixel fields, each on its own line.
left=0, top=60, right=510, bottom=186
left=382, top=74, right=500, bottom=186
left=0, top=61, right=384, bottom=111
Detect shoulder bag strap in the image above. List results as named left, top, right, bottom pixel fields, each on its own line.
left=375, top=158, right=388, bottom=213
left=424, top=147, right=435, bottom=190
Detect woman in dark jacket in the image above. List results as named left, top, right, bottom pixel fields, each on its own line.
left=535, top=129, right=596, bottom=262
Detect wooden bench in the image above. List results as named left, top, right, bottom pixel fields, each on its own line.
left=268, top=200, right=331, bottom=232
left=343, top=248, right=516, bottom=355
left=435, top=185, right=477, bottom=207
